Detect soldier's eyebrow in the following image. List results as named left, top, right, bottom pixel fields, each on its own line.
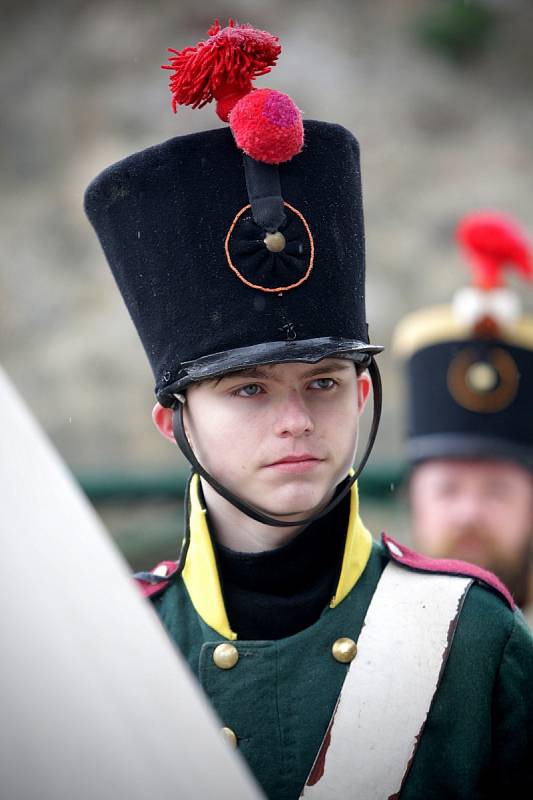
left=213, top=361, right=352, bottom=387
left=300, top=362, right=353, bottom=378
left=214, top=367, right=269, bottom=386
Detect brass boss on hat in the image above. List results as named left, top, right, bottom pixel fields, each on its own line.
left=447, top=346, right=520, bottom=414
left=225, top=201, right=314, bottom=293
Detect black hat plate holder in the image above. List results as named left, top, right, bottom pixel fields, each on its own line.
left=243, top=154, right=287, bottom=233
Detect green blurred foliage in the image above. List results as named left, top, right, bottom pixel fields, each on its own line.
left=414, top=0, right=497, bottom=64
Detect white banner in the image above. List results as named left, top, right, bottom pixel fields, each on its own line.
left=0, top=367, right=263, bottom=800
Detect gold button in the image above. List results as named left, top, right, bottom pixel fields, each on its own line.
left=213, top=643, right=239, bottom=670
left=264, top=231, right=286, bottom=253
left=221, top=727, right=238, bottom=749
left=332, top=637, right=357, bottom=663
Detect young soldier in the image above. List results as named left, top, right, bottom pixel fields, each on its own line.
left=85, top=22, right=533, bottom=799
left=394, top=212, right=533, bottom=621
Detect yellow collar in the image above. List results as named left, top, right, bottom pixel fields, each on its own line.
left=181, top=474, right=373, bottom=640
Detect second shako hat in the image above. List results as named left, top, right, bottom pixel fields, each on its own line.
left=393, top=212, right=533, bottom=470
left=84, top=20, right=382, bottom=408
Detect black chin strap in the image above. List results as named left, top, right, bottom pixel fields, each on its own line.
left=172, top=357, right=382, bottom=528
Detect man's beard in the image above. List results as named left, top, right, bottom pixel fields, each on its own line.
left=431, top=527, right=533, bottom=607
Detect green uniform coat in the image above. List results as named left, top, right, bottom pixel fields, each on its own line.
left=143, top=477, right=533, bottom=799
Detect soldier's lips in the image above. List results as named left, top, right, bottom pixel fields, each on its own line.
left=264, top=455, right=324, bottom=473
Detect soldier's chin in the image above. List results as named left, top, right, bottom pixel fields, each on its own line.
left=440, top=537, right=520, bottom=582
left=450, top=540, right=491, bottom=566
left=255, top=484, right=334, bottom=521
left=443, top=536, right=529, bottom=591
left=257, top=500, right=325, bottom=522
left=437, top=531, right=493, bottom=565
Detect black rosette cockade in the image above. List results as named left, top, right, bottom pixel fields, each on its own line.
left=225, top=201, right=314, bottom=293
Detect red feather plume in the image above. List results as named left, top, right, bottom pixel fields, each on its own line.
left=456, top=211, right=533, bottom=290
left=162, top=19, right=281, bottom=116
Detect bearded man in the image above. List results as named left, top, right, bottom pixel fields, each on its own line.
left=394, top=212, right=533, bottom=622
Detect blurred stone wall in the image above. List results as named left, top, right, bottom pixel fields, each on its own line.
left=1, top=0, right=532, bottom=475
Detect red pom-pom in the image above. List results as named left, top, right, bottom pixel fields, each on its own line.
left=230, top=88, right=304, bottom=164
left=456, top=211, right=533, bottom=289
left=162, top=19, right=281, bottom=115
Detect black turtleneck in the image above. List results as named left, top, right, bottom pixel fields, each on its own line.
left=211, top=494, right=350, bottom=640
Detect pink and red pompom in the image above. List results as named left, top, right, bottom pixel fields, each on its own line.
left=230, top=89, right=303, bottom=164
left=163, top=20, right=303, bottom=164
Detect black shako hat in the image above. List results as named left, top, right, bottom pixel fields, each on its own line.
left=393, top=211, right=533, bottom=471
left=85, top=120, right=380, bottom=404
left=84, top=20, right=381, bottom=408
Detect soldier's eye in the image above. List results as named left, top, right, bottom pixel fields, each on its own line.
left=234, top=383, right=263, bottom=397
left=309, top=378, right=336, bottom=390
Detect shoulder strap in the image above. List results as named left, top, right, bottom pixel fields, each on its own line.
left=301, top=561, right=472, bottom=799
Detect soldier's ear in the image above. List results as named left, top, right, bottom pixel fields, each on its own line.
left=356, top=370, right=371, bottom=413
left=152, top=403, right=175, bottom=442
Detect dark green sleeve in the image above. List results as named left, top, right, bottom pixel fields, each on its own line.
left=400, top=587, right=532, bottom=799
left=489, top=609, right=533, bottom=794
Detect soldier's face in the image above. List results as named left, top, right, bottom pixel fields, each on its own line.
left=174, top=359, right=369, bottom=521
left=410, top=460, right=533, bottom=601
